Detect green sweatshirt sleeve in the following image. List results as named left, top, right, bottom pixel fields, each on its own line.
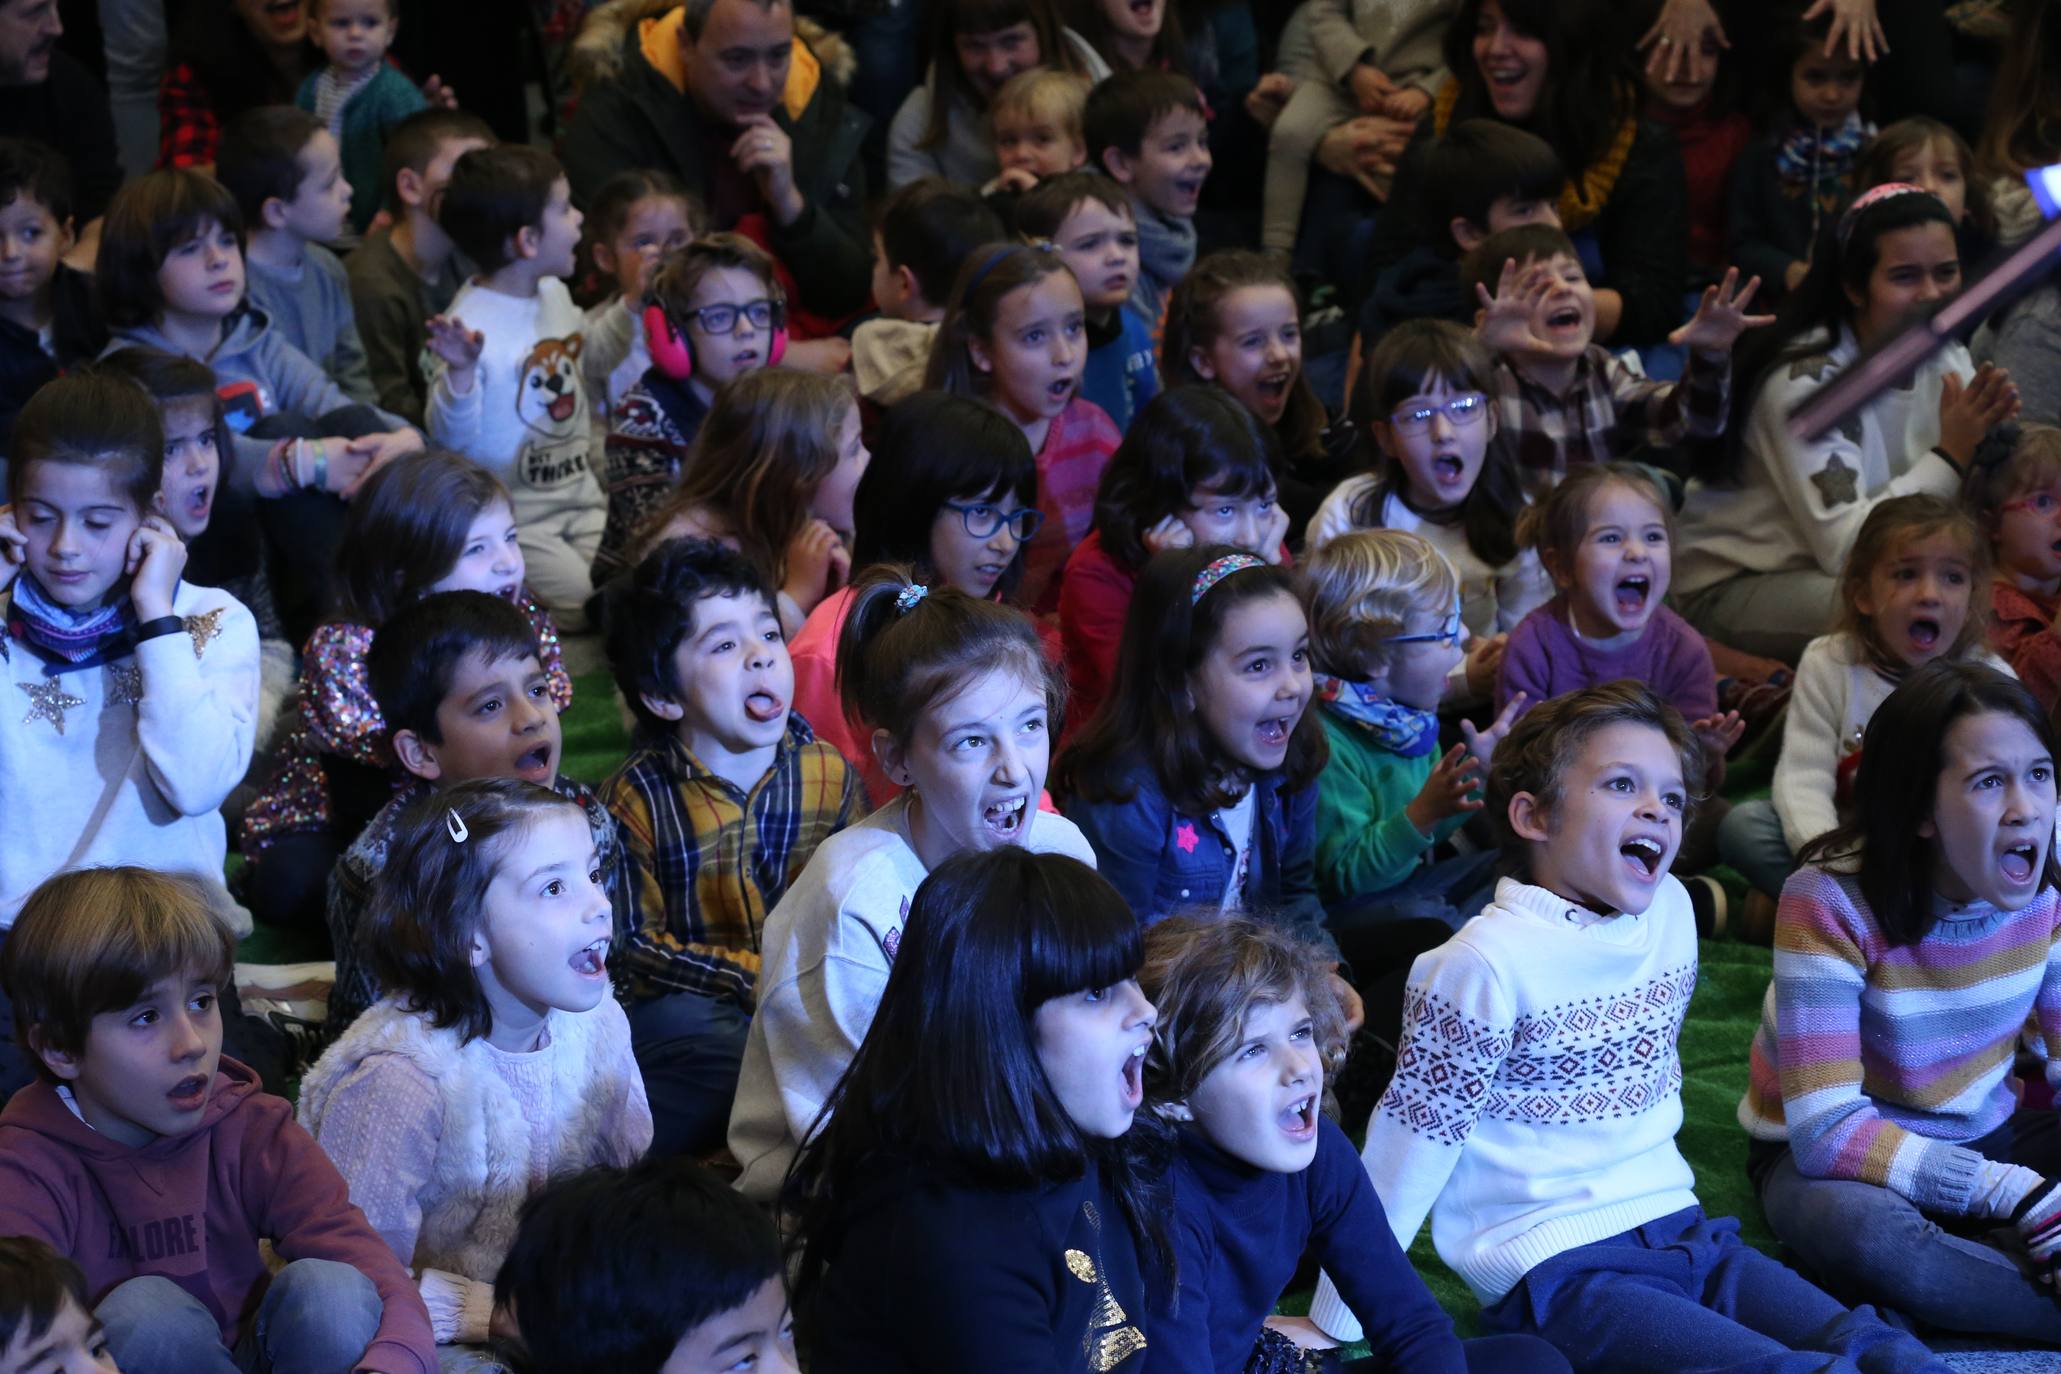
left=1314, top=715, right=1465, bottom=905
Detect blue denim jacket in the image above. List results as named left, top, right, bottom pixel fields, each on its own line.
left=1066, top=752, right=1334, bottom=952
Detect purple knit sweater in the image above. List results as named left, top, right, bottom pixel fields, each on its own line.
left=1496, top=599, right=1717, bottom=721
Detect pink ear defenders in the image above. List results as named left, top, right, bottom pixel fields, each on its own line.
left=642, top=297, right=788, bottom=382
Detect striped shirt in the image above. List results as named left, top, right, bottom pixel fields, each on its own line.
left=601, top=717, right=858, bottom=1008
left=1737, top=864, right=2061, bottom=1215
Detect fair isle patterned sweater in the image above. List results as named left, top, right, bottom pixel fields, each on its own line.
left=1738, top=866, right=2061, bottom=1214
left=1309, top=876, right=1701, bottom=1338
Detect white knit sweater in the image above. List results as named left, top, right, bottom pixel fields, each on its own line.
left=298, top=995, right=652, bottom=1343
left=1309, top=876, right=1702, bottom=1337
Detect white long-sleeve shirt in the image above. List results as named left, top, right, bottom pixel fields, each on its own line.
left=1677, top=327, right=1968, bottom=596
left=1309, top=876, right=1702, bottom=1337
left=0, top=582, right=259, bottom=932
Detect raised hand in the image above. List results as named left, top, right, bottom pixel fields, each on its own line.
left=424, top=314, right=484, bottom=373
left=421, top=74, right=460, bottom=110
left=1938, top=363, right=2021, bottom=469
left=1474, top=256, right=1558, bottom=354
left=1668, top=268, right=1776, bottom=357
left=1463, top=633, right=1506, bottom=700
left=1691, top=709, right=1746, bottom=762
left=1460, top=691, right=1527, bottom=768
left=1802, top=0, right=1887, bottom=62
left=1639, top=0, right=1729, bottom=85
left=1406, top=742, right=1486, bottom=836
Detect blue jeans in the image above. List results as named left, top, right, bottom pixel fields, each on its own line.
left=1755, top=1113, right=2061, bottom=1347
left=1719, top=799, right=1798, bottom=900
left=97, top=1258, right=384, bottom=1374
left=628, top=987, right=751, bottom=1157
left=1481, top=1205, right=1950, bottom=1373
left=1330, top=848, right=1501, bottom=936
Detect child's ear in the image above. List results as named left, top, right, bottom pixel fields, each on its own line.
left=395, top=165, right=427, bottom=211
left=1507, top=790, right=1551, bottom=843
left=1539, top=546, right=1572, bottom=590
left=639, top=691, right=686, bottom=724
left=872, top=728, right=914, bottom=787
left=1101, top=147, right=1135, bottom=186
left=260, top=196, right=290, bottom=232
left=966, top=335, right=995, bottom=376
left=513, top=224, right=541, bottom=262
left=1917, top=813, right=1938, bottom=840
left=1067, top=143, right=1088, bottom=170
left=589, top=236, right=618, bottom=278
left=26, top=1029, right=81, bottom=1084
left=469, top=928, right=492, bottom=970
left=392, top=729, right=444, bottom=782
left=1157, top=1100, right=1195, bottom=1123
left=1187, top=344, right=1217, bottom=382
left=56, top=215, right=74, bottom=256
left=1450, top=217, right=1486, bottom=253
left=894, top=264, right=921, bottom=305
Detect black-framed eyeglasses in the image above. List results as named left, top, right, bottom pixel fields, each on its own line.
left=943, top=499, right=1044, bottom=541
left=683, top=299, right=778, bottom=335
left=1389, top=392, right=1489, bottom=436
left=1386, top=597, right=1463, bottom=645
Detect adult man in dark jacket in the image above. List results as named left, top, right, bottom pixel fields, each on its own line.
left=564, top=0, right=872, bottom=322
left=0, top=0, right=119, bottom=224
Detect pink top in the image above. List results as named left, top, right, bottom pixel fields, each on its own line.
left=789, top=586, right=893, bottom=807
left=1019, top=396, right=1121, bottom=616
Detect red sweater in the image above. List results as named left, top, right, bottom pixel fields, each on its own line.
left=1651, top=100, right=1752, bottom=274
left=1991, top=579, right=2061, bottom=715
left=1020, top=397, right=1121, bottom=615
left=0, top=1059, right=435, bottom=1373
left=1058, top=530, right=1137, bottom=743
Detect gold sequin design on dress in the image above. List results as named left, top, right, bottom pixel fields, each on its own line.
left=18, top=679, right=84, bottom=733
left=182, top=609, right=224, bottom=658
left=105, top=663, right=143, bottom=708
left=1067, top=1200, right=1146, bottom=1370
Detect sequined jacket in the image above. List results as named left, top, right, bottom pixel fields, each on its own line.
left=239, top=590, right=570, bottom=854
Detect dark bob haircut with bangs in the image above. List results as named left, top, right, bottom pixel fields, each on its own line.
left=851, top=391, right=1037, bottom=595
left=1058, top=545, right=1327, bottom=815
left=96, top=168, right=244, bottom=329
left=364, top=778, right=589, bottom=1045
left=1801, top=660, right=2061, bottom=946
left=1092, top=387, right=1281, bottom=573
left=783, top=847, right=1158, bottom=1351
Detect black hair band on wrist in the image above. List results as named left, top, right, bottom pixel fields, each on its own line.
left=132, top=615, right=184, bottom=644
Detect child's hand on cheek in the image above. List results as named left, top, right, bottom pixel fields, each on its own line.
left=782, top=518, right=848, bottom=616
left=1463, top=633, right=1506, bottom=698
left=1260, top=504, right=1291, bottom=563
left=1143, top=514, right=1196, bottom=556
left=1669, top=267, right=1776, bottom=358
left=1460, top=691, right=1526, bottom=767
left=0, top=506, right=23, bottom=592
left=127, top=514, right=188, bottom=620
left=1406, top=741, right=1485, bottom=836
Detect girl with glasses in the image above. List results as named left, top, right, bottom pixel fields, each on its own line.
left=1316, top=319, right=1551, bottom=706
left=789, top=393, right=1045, bottom=806
left=1965, top=423, right=2061, bottom=717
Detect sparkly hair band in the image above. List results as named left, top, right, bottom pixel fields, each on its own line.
left=446, top=808, right=469, bottom=843
left=1837, top=182, right=1937, bottom=249
left=1190, top=553, right=1264, bottom=604
left=895, top=582, right=930, bottom=615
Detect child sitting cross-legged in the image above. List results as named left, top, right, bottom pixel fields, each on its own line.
left=324, top=589, right=626, bottom=1040
left=299, top=778, right=652, bottom=1364
left=1302, top=529, right=1521, bottom=926
left=0, top=1235, right=115, bottom=1374
left=1304, top=681, right=1958, bottom=1372
left=1466, top=223, right=1770, bottom=493
left=494, top=1157, right=797, bottom=1374
left=1137, top=914, right=1569, bottom=1374
left=600, top=537, right=860, bottom=1159
left=0, top=866, right=436, bottom=1374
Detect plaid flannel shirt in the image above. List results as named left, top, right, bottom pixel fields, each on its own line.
left=1491, top=345, right=1731, bottom=492
left=158, top=63, right=219, bottom=168
left=602, top=716, right=859, bottom=1008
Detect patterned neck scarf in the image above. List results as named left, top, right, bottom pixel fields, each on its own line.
left=1774, top=110, right=1875, bottom=190
left=7, top=573, right=134, bottom=667
left=1314, top=675, right=1440, bottom=757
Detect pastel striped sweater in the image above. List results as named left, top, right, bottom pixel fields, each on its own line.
left=1737, top=865, right=2061, bottom=1214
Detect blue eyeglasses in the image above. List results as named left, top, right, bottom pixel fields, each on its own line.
left=1387, top=598, right=1463, bottom=645
left=943, top=499, right=1045, bottom=542
left=1389, top=392, right=1489, bottom=436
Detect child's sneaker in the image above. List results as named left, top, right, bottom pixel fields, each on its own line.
left=1684, top=875, right=1728, bottom=940
left=1739, top=888, right=1779, bottom=945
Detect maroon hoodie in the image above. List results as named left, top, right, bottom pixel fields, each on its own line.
left=0, top=1057, right=435, bottom=1374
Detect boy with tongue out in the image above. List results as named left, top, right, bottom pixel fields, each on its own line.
left=1305, top=680, right=1960, bottom=1373
left=321, top=590, right=632, bottom=1045
left=1465, top=221, right=1769, bottom=495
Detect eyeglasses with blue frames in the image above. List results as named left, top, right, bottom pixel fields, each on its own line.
left=1388, top=392, right=1489, bottom=436
left=943, top=499, right=1045, bottom=542
left=682, top=299, right=779, bottom=335
left=1385, top=598, right=1463, bottom=645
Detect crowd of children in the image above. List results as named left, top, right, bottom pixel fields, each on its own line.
left=4, top=0, right=2061, bottom=1368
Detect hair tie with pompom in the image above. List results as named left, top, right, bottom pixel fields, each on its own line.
left=895, top=582, right=929, bottom=615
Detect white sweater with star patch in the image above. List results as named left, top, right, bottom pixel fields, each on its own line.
left=0, top=581, right=259, bottom=933
left=1676, top=327, right=1968, bottom=597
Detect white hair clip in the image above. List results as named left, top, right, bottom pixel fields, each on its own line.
left=446, top=808, right=469, bottom=843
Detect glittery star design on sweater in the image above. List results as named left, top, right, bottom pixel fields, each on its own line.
left=106, top=663, right=142, bottom=708
left=182, top=608, right=225, bottom=658
left=1810, top=454, right=1860, bottom=507
left=18, top=679, right=84, bottom=733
